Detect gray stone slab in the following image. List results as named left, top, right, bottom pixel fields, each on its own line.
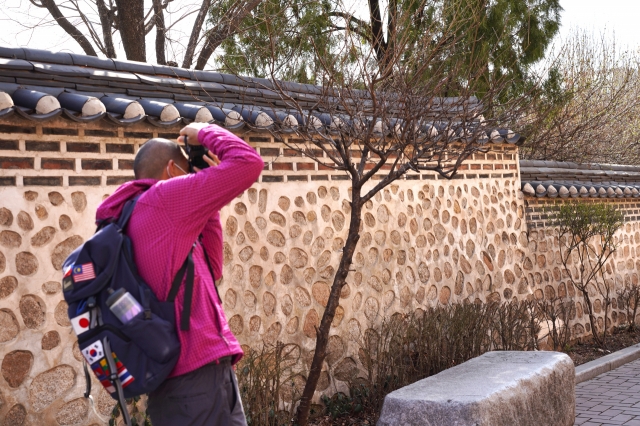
left=377, top=351, right=575, bottom=426
left=576, top=344, right=640, bottom=384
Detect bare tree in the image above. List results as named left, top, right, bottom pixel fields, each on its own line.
left=554, top=202, right=624, bottom=349
left=4, top=0, right=263, bottom=68
left=223, top=1, right=547, bottom=423
left=521, top=32, right=640, bottom=165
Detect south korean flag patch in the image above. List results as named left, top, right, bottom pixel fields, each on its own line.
left=82, top=340, right=104, bottom=365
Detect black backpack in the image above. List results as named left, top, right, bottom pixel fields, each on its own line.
left=62, top=195, right=196, bottom=425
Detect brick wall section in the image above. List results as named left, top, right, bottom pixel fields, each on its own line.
left=0, top=115, right=519, bottom=186
left=525, top=197, right=640, bottom=229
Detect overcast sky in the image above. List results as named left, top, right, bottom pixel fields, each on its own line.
left=0, top=0, right=639, bottom=66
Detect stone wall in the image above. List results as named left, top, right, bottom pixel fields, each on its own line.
left=0, top=115, right=637, bottom=424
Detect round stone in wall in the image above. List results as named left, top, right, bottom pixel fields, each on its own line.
left=58, top=215, right=72, bottom=231
left=303, top=309, right=319, bottom=338
left=31, top=226, right=56, bottom=247
left=263, top=321, right=282, bottom=345
left=72, top=341, right=82, bottom=362
left=334, top=357, right=357, bottom=382
left=35, top=204, right=48, bottom=220
left=0, top=250, right=4, bottom=274
left=19, top=294, right=46, bottom=329
left=0, top=207, right=13, bottom=227
left=42, top=281, right=61, bottom=295
left=332, top=305, right=344, bottom=327
left=29, top=365, right=76, bottom=411
left=41, top=330, right=61, bottom=350
left=51, top=236, right=83, bottom=270
left=326, top=335, right=346, bottom=365
left=249, top=316, right=261, bottom=333
left=1, top=350, right=33, bottom=387
left=263, top=292, right=276, bottom=316
left=16, top=211, right=33, bottom=231
left=15, top=252, right=38, bottom=276
left=286, top=316, right=299, bottom=334
left=48, top=191, right=65, bottom=206
left=4, top=404, right=26, bottom=426
left=71, top=192, right=87, bottom=212
left=0, top=276, right=17, bottom=299
left=267, top=230, right=285, bottom=247
left=278, top=196, right=291, bottom=211
left=23, top=191, right=37, bottom=201
left=55, top=398, right=88, bottom=425
left=0, top=309, right=19, bottom=342
left=0, top=231, right=21, bottom=248
left=55, top=301, right=71, bottom=327
left=229, top=315, right=243, bottom=335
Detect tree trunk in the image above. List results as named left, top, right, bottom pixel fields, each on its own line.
left=584, top=293, right=601, bottom=347
left=152, top=0, right=166, bottom=65
left=367, top=0, right=387, bottom=66
left=295, top=197, right=363, bottom=426
left=182, top=0, right=212, bottom=69
left=114, top=0, right=146, bottom=61
left=194, top=0, right=263, bottom=70
left=96, top=0, right=116, bottom=58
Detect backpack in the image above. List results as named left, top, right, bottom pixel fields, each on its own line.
left=62, top=195, right=196, bottom=425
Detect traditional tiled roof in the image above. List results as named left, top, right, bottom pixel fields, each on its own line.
left=0, top=46, right=522, bottom=144
left=520, top=160, right=640, bottom=198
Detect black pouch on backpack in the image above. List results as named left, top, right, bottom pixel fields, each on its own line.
left=62, top=196, right=191, bottom=419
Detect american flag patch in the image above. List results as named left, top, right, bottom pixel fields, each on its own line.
left=73, top=263, right=96, bottom=282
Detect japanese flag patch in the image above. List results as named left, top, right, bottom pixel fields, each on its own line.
left=82, top=340, right=104, bottom=364
left=70, top=312, right=90, bottom=336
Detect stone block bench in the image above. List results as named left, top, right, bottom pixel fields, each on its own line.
left=377, top=351, right=574, bottom=426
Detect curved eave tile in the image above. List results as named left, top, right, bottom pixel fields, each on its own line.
left=521, top=180, right=640, bottom=199
left=146, top=115, right=183, bottom=128
left=0, top=107, right=14, bottom=119
left=14, top=106, right=62, bottom=122
left=106, top=112, right=146, bottom=126
left=62, top=109, right=106, bottom=123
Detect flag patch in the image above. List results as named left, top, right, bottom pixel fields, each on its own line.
left=82, top=340, right=104, bottom=364
left=73, top=263, right=96, bottom=282
left=91, top=361, right=116, bottom=393
left=91, top=352, right=135, bottom=392
left=62, top=265, right=74, bottom=290
left=70, top=312, right=91, bottom=336
left=113, top=353, right=135, bottom=388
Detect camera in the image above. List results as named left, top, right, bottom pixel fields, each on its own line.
left=183, top=136, right=210, bottom=172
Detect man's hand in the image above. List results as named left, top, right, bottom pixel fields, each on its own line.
left=193, top=151, right=220, bottom=173
left=177, top=123, right=212, bottom=146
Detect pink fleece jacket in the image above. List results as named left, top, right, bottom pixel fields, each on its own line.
left=96, top=125, right=263, bottom=377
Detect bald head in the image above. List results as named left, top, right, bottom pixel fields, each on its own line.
left=134, top=138, right=188, bottom=179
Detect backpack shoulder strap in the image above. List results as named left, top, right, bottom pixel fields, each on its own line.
left=116, top=194, right=143, bottom=230
left=167, top=246, right=195, bottom=331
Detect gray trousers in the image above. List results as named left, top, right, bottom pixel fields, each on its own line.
left=147, top=358, right=247, bottom=426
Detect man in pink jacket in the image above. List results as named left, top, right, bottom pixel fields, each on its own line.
left=96, top=123, right=263, bottom=425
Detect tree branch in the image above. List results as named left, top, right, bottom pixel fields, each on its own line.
left=182, top=0, right=212, bottom=69
left=40, top=0, right=97, bottom=56
left=96, top=0, right=117, bottom=57
left=194, top=0, right=263, bottom=70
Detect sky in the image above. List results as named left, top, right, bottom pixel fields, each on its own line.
left=558, top=0, right=640, bottom=50
left=0, top=0, right=640, bottom=67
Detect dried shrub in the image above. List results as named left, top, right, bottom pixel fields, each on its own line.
left=617, top=283, right=640, bottom=332
left=352, top=300, right=540, bottom=416
left=535, top=297, right=576, bottom=351
left=237, top=342, right=305, bottom=426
